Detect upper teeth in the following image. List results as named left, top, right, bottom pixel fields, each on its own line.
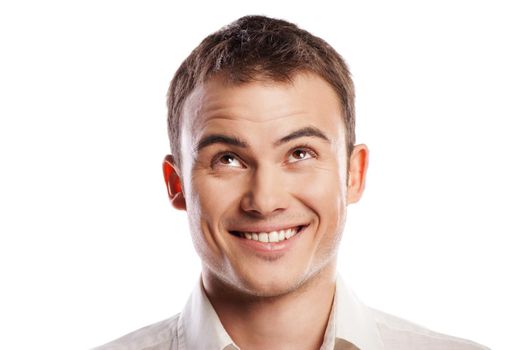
left=241, top=227, right=299, bottom=243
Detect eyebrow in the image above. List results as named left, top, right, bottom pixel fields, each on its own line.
left=195, top=126, right=330, bottom=152
left=195, top=134, right=248, bottom=152
left=273, top=126, right=330, bottom=146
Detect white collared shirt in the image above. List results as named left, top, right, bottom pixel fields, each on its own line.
left=94, top=274, right=489, bottom=350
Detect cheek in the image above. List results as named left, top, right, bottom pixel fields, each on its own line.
left=185, top=175, right=240, bottom=260
left=291, top=165, right=347, bottom=242
left=292, top=165, right=345, bottom=207
left=189, top=173, right=240, bottom=222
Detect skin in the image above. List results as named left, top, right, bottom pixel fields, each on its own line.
left=163, top=72, right=369, bottom=349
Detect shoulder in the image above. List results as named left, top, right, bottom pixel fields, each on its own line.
left=92, top=313, right=180, bottom=350
left=369, top=308, right=490, bottom=350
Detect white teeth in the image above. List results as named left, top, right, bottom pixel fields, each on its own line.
left=238, top=227, right=300, bottom=242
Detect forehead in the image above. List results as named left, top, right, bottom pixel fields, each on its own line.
left=180, top=72, right=346, bottom=148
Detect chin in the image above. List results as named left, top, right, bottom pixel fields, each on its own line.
left=244, top=257, right=336, bottom=298
left=233, top=269, right=309, bottom=298
left=240, top=280, right=297, bottom=298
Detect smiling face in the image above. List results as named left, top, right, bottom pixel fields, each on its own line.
left=164, top=72, right=368, bottom=298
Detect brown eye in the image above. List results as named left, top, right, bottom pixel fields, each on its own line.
left=213, top=153, right=243, bottom=168
left=288, top=147, right=316, bottom=163
left=294, top=150, right=307, bottom=159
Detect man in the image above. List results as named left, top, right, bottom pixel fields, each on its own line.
left=96, top=15, right=489, bottom=350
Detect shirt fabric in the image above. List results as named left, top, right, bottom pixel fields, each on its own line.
left=94, top=275, right=489, bottom=350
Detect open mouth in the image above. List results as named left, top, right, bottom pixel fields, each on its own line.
left=229, top=225, right=307, bottom=243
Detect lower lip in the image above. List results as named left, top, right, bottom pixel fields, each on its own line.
left=231, top=226, right=307, bottom=254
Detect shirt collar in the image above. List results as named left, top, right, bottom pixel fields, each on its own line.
left=178, top=277, right=238, bottom=350
left=327, top=274, right=385, bottom=350
left=178, top=274, right=384, bottom=350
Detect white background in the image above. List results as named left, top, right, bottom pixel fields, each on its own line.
left=0, top=1, right=521, bottom=349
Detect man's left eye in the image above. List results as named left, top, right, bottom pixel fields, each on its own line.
left=288, top=148, right=316, bottom=163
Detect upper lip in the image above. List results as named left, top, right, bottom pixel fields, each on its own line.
left=228, top=224, right=307, bottom=233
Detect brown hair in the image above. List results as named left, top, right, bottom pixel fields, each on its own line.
left=167, top=15, right=355, bottom=168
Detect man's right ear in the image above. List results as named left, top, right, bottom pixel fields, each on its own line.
left=162, top=155, right=186, bottom=211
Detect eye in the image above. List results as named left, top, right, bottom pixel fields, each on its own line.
left=287, top=146, right=317, bottom=163
left=212, top=153, right=243, bottom=168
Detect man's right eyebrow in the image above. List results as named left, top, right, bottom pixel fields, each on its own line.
left=195, top=134, right=249, bottom=152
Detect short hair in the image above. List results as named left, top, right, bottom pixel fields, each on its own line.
left=167, top=15, right=355, bottom=168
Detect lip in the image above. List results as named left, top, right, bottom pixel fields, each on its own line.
left=229, top=224, right=308, bottom=254
left=228, top=224, right=307, bottom=234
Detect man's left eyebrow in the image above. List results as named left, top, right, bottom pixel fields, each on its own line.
left=274, top=126, right=331, bottom=146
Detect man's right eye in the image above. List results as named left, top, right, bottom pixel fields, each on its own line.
left=212, top=153, right=243, bottom=168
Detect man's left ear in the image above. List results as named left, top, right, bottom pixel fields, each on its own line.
left=347, top=144, right=369, bottom=204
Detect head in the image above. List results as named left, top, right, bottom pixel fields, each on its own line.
left=163, top=15, right=369, bottom=298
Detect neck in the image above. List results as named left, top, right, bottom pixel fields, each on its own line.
left=202, top=262, right=337, bottom=350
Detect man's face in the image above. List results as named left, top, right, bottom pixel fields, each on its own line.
left=174, top=73, right=360, bottom=297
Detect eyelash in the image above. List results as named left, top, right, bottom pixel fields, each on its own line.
left=210, top=143, right=319, bottom=168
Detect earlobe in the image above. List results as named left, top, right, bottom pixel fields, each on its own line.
left=347, top=144, right=369, bottom=204
left=162, top=155, right=186, bottom=211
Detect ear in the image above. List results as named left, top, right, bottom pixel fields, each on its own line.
left=162, top=154, right=186, bottom=211
left=347, top=144, right=369, bottom=204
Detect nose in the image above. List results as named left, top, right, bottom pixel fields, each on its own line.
left=240, top=163, right=290, bottom=217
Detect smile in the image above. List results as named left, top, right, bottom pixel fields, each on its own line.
left=229, top=225, right=306, bottom=243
